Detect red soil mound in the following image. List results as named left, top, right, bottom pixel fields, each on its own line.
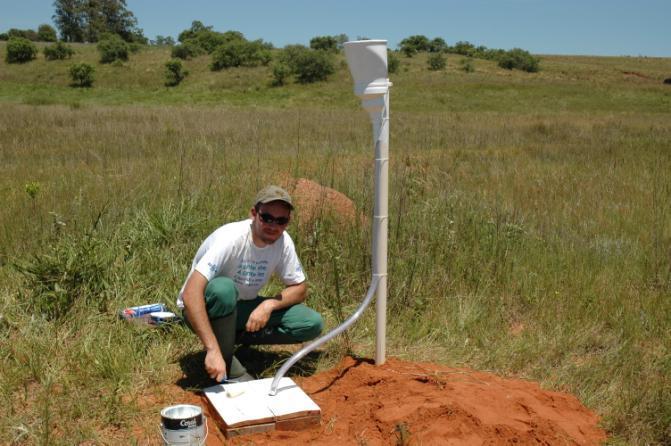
left=149, top=356, right=606, bottom=445
left=281, top=178, right=361, bottom=227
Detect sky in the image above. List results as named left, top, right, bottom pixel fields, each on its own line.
left=1, top=0, right=670, bottom=57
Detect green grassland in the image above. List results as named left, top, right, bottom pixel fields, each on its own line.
left=1, top=42, right=670, bottom=444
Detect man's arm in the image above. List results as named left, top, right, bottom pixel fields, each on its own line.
left=182, top=270, right=227, bottom=381
left=245, top=281, right=307, bottom=332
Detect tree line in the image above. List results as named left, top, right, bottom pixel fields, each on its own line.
left=2, top=0, right=545, bottom=88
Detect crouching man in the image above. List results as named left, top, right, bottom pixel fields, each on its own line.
left=177, top=185, right=323, bottom=382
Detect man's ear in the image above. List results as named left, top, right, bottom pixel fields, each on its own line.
left=250, top=207, right=257, bottom=218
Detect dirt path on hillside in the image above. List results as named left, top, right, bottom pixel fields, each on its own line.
left=138, top=356, right=606, bottom=445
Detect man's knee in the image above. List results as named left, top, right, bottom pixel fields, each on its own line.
left=289, top=310, right=323, bottom=342
left=204, top=277, right=238, bottom=318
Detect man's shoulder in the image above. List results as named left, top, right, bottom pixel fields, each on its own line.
left=206, top=218, right=251, bottom=246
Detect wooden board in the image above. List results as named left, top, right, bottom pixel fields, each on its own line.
left=204, top=377, right=321, bottom=437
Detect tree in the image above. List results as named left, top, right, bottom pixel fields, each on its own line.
left=451, top=41, right=476, bottom=56
left=274, top=45, right=335, bottom=84
left=5, top=37, right=38, bottom=63
left=83, top=0, right=144, bottom=42
left=37, top=24, right=58, bottom=42
left=210, top=39, right=271, bottom=70
left=171, top=41, right=203, bottom=60
left=334, top=33, right=349, bottom=49
left=387, top=50, right=400, bottom=74
left=292, top=49, right=335, bottom=84
left=44, top=41, right=75, bottom=60
left=53, top=0, right=85, bottom=42
left=8, top=28, right=39, bottom=41
left=152, top=35, right=175, bottom=46
left=399, top=35, right=430, bottom=57
left=178, top=21, right=212, bottom=43
left=164, top=59, right=188, bottom=86
left=176, top=21, right=247, bottom=55
left=498, top=48, right=540, bottom=72
left=310, top=35, right=338, bottom=52
left=427, top=53, right=446, bottom=71
left=97, top=33, right=129, bottom=63
left=460, top=57, right=475, bottom=73
left=53, top=0, right=144, bottom=43
left=428, top=37, right=447, bottom=53
left=271, top=62, right=290, bottom=86
left=69, top=62, right=94, bottom=87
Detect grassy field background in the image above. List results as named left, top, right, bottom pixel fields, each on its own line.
left=1, top=42, right=670, bottom=444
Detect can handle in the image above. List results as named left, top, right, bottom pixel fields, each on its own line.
left=158, top=416, right=208, bottom=446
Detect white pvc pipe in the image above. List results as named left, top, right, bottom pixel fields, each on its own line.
left=360, top=94, right=390, bottom=365
left=371, top=91, right=389, bottom=366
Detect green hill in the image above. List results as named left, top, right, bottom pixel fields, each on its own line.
left=1, top=42, right=670, bottom=112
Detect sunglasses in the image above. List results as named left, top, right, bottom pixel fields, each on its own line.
left=258, top=212, right=290, bottom=226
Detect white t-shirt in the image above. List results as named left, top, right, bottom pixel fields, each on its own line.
left=177, top=219, right=306, bottom=308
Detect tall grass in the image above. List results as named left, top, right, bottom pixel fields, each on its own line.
left=1, top=47, right=670, bottom=443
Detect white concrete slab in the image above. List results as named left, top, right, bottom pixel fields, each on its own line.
left=204, top=377, right=320, bottom=428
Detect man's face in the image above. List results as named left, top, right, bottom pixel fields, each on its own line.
left=250, top=201, right=291, bottom=245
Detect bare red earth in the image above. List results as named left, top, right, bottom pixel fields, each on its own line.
left=140, top=356, right=606, bottom=445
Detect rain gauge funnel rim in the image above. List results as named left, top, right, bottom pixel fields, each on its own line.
left=343, top=40, right=392, bottom=98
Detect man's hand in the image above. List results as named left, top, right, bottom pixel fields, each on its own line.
left=205, top=348, right=227, bottom=382
left=245, top=283, right=308, bottom=332
left=245, top=300, right=274, bottom=332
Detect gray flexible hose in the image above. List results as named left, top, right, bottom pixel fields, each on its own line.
left=268, top=275, right=381, bottom=396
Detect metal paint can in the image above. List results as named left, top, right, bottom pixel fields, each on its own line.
left=160, top=404, right=207, bottom=445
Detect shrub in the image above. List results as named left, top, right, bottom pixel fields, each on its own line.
left=427, top=53, right=446, bottom=70
left=498, top=48, right=540, bottom=72
left=460, top=57, right=475, bottom=73
left=164, top=59, right=188, bottom=86
left=196, top=30, right=245, bottom=54
left=0, top=33, right=8, bottom=41
left=310, top=35, right=339, bottom=52
left=483, top=48, right=506, bottom=61
left=69, top=63, right=95, bottom=87
left=399, top=35, right=430, bottom=57
left=387, top=50, right=400, bottom=74
left=210, top=39, right=271, bottom=70
left=271, top=62, right=291, bottom=86
left=14, top=232, right=112, bottom=320
left=37, top=24, right=58, bottom=42
left=428, top=37, right=447, bottom=53
left=5, top=37, right=38, bottom=63
left=451, top=41, right=476, bottom=56
left=128, top=42, right=144, bottom=54
left=152, top=35, right=175, bottom=46
left=280, top=44, right=309, bottom=67
left=43, top=41, right=75, bottom=60
left=292, top=49, right=335, bottom=83
left=8, top=28, right=38, bottom=41
left=97, top=34, right=129, bottom=64
left=171, top=41, right=203, bottom=60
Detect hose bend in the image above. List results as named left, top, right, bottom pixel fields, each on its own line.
left=268, top=275, right=381, bottom=396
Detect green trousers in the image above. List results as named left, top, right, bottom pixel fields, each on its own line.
left=186, top=276, right=323, bottom=378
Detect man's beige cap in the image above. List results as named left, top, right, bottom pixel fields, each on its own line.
left=254, top=185, right=294, bottom=210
